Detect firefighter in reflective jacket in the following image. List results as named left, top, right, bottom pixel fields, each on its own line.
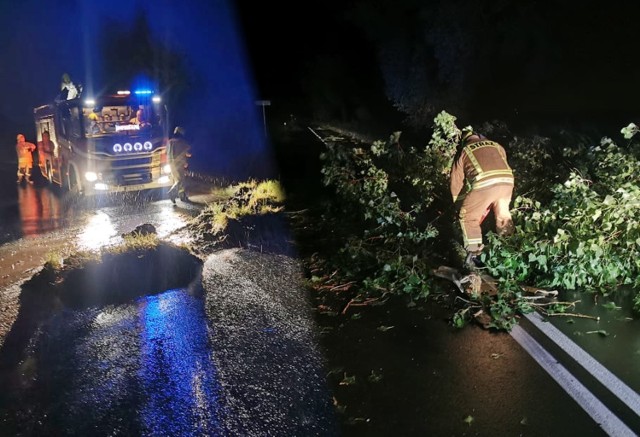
left=167, top=126, right=192, bottom=204
left=450, top=129, right=515, bottom=266
left=16, top=133, right=36, bottom=184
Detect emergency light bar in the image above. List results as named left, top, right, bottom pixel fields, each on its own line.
left=117, top=90, right=131, bottom=95
left=134, top=89, right=153, bottom=95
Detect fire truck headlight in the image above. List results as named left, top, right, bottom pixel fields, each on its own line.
left=85, top=171, right=98, bottom=182
left=158, top=175, right=170, bottom=184
left=163, top=164, right=172, bottom=174
left=124, top=143, right=133, bottom=152
left=134, top=142, right=143, bottom=151
left=113, top=143, right=122, bottom=153
left=144, top=141, right=153, bottom=150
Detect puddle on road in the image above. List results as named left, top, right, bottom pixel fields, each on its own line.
left=0, top=244, right=225, bottom=435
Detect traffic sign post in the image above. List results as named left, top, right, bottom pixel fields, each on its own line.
left=255, top=100, right=271, bottom=137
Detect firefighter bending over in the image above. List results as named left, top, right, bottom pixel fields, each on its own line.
left=167, top=126, right=192, bottom=204
left=16, top=134, right=36, bottom=184
left=450, top=129, right=515, bottom=268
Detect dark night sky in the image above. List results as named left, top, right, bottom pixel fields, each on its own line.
left=234, top=1, right=365, bottom=98
left=234, top=0, right=392, bottom=124
left=0, top=0, right=270, bottom=178
left=236, top=1, right=640, bottom=127
left=1, top=0, right=639, bottom=176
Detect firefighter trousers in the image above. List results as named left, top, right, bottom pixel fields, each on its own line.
left=458, top=184, right=514, bottom=253
left=168, top=166, right=186, bottom=201
left=17, top=166, right=32, bottom=181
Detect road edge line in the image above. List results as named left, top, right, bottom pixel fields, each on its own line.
left=525, top=311, right=640, bottom=418
left=511, top=324, right=637, bottom=436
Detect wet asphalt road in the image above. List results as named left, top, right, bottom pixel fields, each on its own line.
left=0, top=249, right=337, bottom=436
left=0, top=286, right=223, bottom=435
left=0, top=161, right=337, bottom=435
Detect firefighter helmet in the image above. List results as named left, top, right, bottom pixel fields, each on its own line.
left=460, top=127, right=474, bottom=143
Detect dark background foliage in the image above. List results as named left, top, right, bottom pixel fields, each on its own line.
left=237, top=0, right=640, bottom=133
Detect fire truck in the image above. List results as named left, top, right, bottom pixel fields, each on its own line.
left=34, top=88, right=173, bottom=195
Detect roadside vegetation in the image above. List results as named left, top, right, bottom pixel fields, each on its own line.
left=187, top=179, right=290, bottom=255
left=300, top=111, right=640, bottom=329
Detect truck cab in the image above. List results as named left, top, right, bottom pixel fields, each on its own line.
left=35, top=89, right=173, bottom=195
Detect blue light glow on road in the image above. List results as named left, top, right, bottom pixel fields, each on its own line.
left=139, top=288, right=225, bottom=435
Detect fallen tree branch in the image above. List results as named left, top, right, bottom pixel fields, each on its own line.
left=539, top=311, right=600, bottom=321
left=341, top=294, right=389, bottom=315
left=316, top=281, right=356, bottom=291
left=530, top=300, right=580, bottom=307
left=329, top=281, right=356, bottom=292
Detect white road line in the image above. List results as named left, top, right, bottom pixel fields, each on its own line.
left=525, top=312, right=640, bottom=418
left=511, top=324, right=637, bottom=437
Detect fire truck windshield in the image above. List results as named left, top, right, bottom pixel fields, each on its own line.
left=83, top=102, right=161, bottom=138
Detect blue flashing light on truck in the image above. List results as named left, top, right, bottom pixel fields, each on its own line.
left=34, top=88, right=173, bottom=195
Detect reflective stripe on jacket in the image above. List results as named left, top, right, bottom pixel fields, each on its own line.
left=16, top=142, right=36, bottom=167
left=450, top=140, right=514, bottom=202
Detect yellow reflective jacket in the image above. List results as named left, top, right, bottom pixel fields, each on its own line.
left=16, top=142, right=36, bottom=167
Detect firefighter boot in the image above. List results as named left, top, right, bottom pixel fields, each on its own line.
left=464, top=251, right=485, bottom=270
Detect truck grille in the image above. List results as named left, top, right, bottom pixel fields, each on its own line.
left=113, top=170, right=153, bottom=185
left=99, top=152, right=159, bottom=186
left=111, top=156, right=152, bottom=168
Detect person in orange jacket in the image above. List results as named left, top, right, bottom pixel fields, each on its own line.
left=16, top=133, right=36, bottom=184
left=450, top=128, right=515, bottom=268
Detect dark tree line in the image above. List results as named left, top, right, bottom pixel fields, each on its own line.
left=105, top=2, right=640, bottom=134
left=348, top=0, right=640, bottom=126
left=243, top=1, right=640, bottom=129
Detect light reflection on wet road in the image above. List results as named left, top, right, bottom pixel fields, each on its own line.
left=0, top=287, right=225, bottom=435
left=139, top=289, right=223, bottom=435
left=15, top=182, right=67, bottom=236
left=0, top=171, right=195, bottom=258
left=76, top=203, right=190, bottom=251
